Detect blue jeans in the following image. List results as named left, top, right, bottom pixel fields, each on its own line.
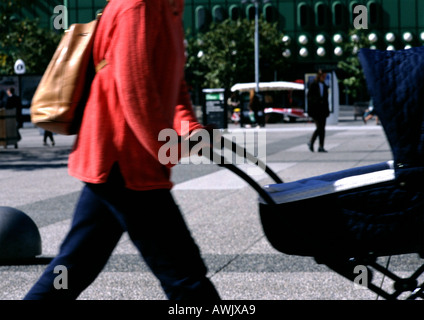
left=24, top=167, right=220, bottom=300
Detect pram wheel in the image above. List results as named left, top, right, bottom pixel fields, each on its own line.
left=394, top=278, right=418, bottom=293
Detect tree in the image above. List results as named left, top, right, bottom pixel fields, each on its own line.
left=185, top=18, right=287, bottom=90
left=337, top=29, right=371, bottom=101
left=0, top=1, right=61, bottom=75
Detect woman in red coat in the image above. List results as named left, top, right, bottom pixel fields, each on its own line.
left=25, top=0, right=220, bottom=300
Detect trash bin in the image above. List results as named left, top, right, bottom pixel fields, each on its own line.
left=353, top=101, right=369, bottom=121
left=0, top=108, right=19, bottom=149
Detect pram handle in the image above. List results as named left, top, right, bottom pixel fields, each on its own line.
left=209, top=136, right=282, bottom=205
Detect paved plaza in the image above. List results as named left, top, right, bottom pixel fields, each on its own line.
left=0, top=109, right=422, bottom=302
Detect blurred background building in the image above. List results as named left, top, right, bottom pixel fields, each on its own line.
left=20, top=0, right=424, bottom=72
left=4, top=0, right=424, bottom=116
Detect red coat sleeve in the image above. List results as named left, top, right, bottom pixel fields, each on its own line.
left=173, top=80, right=203, bottom=136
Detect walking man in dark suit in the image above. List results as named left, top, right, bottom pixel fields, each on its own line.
left=307, top=70, right=330, bottom=153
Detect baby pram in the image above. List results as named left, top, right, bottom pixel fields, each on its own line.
left=213, top=47, right=424, bottom=300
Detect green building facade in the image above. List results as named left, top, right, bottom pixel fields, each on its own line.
left=14, top=0, right=424, bottom=78
left=22, top=1, right=424, bottom=65
left=186, top=0, right=424, bottom=71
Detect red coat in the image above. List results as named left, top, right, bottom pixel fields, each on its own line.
left=68, top=0, right=201, bottom=190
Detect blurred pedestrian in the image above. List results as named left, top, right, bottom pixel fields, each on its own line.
left=43, top=130, right=55, bottom=146
left=5, top=87, right=23, bottom=129
left=363, top=99, right=380, bottom=125
left=3, top=87, right=22, bottom=141
left=248, top=89, right=265, bottom=128
left=5, top=88, right=20, bottom=110
left=0, top=90, right=6, bottom=109
left=307, top=70, right=330, bottom=152
left=228, top=91, right=240, bottom=124
left=24, top=0, right=220, bottom=300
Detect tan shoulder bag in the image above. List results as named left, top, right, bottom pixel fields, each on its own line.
left=30, top=1, right=109, bottom=135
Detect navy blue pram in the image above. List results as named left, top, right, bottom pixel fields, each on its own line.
left=215, top=47, right=424, bottom=300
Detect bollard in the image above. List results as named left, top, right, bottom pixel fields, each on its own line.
left=0, top=207, right=42, bottom=262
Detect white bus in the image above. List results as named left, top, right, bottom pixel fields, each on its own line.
left=230, top=81, right=307, bottom=125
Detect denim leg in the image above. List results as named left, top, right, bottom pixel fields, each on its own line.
left=317, top=117, right=326, bottom=147
left=25, top=165, right=219, bottom=300
left=24, top=185, right=124, bottom=300
left=129, top=191, right=220, bottom=300
left=89, top=183, right=220, bottom=300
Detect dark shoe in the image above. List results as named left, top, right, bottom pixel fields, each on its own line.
left=318, top=147, right=328, bottom=153
left=307, top=142, right=314, bottom=152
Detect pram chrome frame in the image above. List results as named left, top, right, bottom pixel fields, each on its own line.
left=212, top=136, right=424, bottom=300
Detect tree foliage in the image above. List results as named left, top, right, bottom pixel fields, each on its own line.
left=185, top=18, right=287, bottom=90
left=0, top=1, right=61, bottom=75
left=337, top=29, right=371, bottom=100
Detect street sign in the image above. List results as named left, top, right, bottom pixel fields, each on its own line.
left=14, top=59, right=26, bottom=75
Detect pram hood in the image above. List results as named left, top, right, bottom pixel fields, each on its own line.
left=359, top=47, right=424, bottom=187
